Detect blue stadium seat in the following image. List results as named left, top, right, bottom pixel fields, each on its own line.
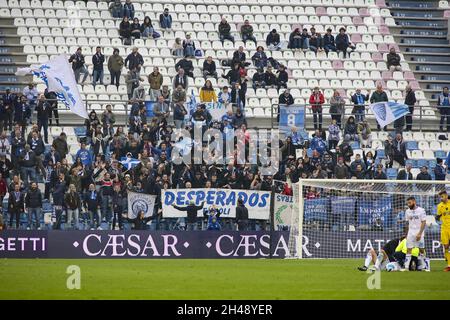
left=416, top=159, right=428, bottom=168
left=386, top=168, right=398, bottom=179
left=406, top=141, right=418, bottom=150
left=74, top=127, right=87, bottom=137
left=376, top=149, right=385, bottom=159
left=435, top=151, right=446, bottom=159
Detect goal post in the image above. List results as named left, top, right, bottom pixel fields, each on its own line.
left=286, top=179, right=449, bottom=260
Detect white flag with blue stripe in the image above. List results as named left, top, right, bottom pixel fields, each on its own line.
left=16, top=54, right=88, bottom=119
left=370, top=102, right=409, bottom=127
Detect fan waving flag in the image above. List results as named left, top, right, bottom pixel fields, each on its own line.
left=16, top=54, right=88, bottom=119
left=188, top=89, right=197, bottom=116
left=370, top=102, right=409, bottom=128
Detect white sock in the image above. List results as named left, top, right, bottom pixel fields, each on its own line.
left=418, top=253, right=425, bottom=270
left=374, top=253, right=384, bottom=269
left=404, top=254, right=412, bottom=270
left=364, top=252, right=372, bottom=268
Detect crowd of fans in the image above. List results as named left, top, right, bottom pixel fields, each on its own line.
left=0, top=1, right=449, bottom=232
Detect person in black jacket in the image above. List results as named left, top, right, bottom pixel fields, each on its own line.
left=112, top=184, right=125, bottom=230
left=27, top=131, right=45, bottom=177
left=396, top=163, right=413, bottom=180
left=44, top=89, right=59, bottom=126
left=235, top=198, right=249, bottom=231
left=277, top=65, right=289, bottom=90
left=84, top=183, right=102, bottom=229
left=232, top=47, right=246, bottom=68
left=8, top=183, right=25, bottom=229
left=125, top=47, right=144, bottom=73
left=25, top=182, right=42, bottom=230
left=35, top=94, right=50, bottom=143
left=202, top=56, right=217, bottom=80
left=266, top=29, right=281, bottom=49
left=52, top=172, right=67, bottom=229
left=218, top=18, right=234, bottom=44
left=123, top=210, right=153, bottom=230
left=175, top=57, right=194, bottom=78
left=19, top=145, right=36, bottom=189
left=69, top=47, right=89, bottom=84
left=404, top=85, right=417, bottom=131
left=279, top=89, right=294, bottom=106
left=92, top=46, right=105, bottom=87
left=252, top=68, right=266, bottom=90
left=172, top=200, right=204, bottom=231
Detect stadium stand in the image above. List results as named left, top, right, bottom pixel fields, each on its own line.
left=0, top=0, right=448, bottom=231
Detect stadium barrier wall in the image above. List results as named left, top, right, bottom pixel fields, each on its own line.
left=0, top=230, right=443, bottom=259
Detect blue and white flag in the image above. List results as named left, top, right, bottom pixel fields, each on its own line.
left=16, top=54, right=88, bottom=119
left=120, top=156, right=141, bottom=170
left=188, top=89, right=197, bottom=115
left=127, top=191, right=157, bottom=218
left=370, top=102, right=409, bottom=127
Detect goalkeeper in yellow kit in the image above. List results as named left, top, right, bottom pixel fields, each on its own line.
left=436, top=190, right=450, bottom=272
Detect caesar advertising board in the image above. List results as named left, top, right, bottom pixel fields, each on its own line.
left=162, top=189, right=271, bottom=220
left=0, top=231, right=445, bottom=259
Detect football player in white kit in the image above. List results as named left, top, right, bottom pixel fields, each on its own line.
left=402, top=196, right=429, bottom=272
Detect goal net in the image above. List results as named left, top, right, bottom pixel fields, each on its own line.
left=279, top=179, right=448, bottom=260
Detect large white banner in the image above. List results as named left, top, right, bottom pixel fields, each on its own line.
left=162, top=188, right=271, bottom=220
left=16, top=54, right=88, bottom=119
left=127, top=192, right=157, bottom=219
left=205, top=102, right=227, bottom=121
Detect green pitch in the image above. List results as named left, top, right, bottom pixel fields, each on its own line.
left=1, top=259, right=449, bottom=300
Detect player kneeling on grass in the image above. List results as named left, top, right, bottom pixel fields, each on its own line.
left=436, top=190, right=450, bottom=272
left=402, top=196, right=429, bottom=272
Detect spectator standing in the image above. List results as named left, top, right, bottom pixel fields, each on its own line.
left=25, top=181, right=42, bottom=230
left=64, top=184, right=81, bottom=230
left=276, top=65, right=289, bottom=90
left=240, top=20, right=257, bottom=45
left=108, top=48, right=124, bottom=88
left=218, top=18, right=234, bottom=44
left=235, top=198, right=249, bottom=231
left=171, top=201, right=204, bottom=231
left=8, top=183, right=24, bottom=229
left=438, top=86, right=450, bottom=132
left=19, top=144, right=36, bottom=189
left=309, top=87, right=325, bottom=130
left=173, top=101, right=187, bottom=129
left=159, top=8, right=173, bottom=29
left=112, top=184, right=125, bottom=230
left=35, top=94, right=50, bottom=144
left=153, top=96, right=171, bottom=124
left=15, top=95, right=31, bottom=134
left=328, top=119, right=340, bottom=150
left=329, top=90, right=345, bottom=128
left=27, top=131, right=45, bottom=178
left=125, top=47, right=144, bottom=74
left=22, top=83, right=38, bottom=117
left=392, top=133, right=408, bottom=166
left=84, top=183, right=102, bottom=230
left=350, top=89, right=369, bottom=123
left=44, top=89, right=59, bottom=127
left=386, top=47, right=402, bottom=71
left=2, top=88, right=16, bottom=131
left=173, top=68, right=189, bottom=90
left=148, top=67, right=163, bottom=101
left=172, top=85, right=187, bottom=104
left=404, top=85, right=417, bottom=131
left=434, top=158, right=446, bottom=181
left=69, top=47, right=89, bottom=84
left=125, top=67, right=144, bottom=100
left=92, top=46, right=105, bottom=87
left=52, top=132, right=68, bottom=159
left=370, top=84, right=389, bottom=130
left=357, top=120, right=372, bottom=148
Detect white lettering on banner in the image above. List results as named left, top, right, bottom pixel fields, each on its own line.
left=82, top=234, right=102, bottom=256
left=272, top=236, right=290, bottom=257
left=348, top=239, right=361, bottom=252
left=432, top=240, right=441, bottom=253
left=0, top=237, right=46, bottom=252
left=162, top=189, right=271, bottom=219
left=205, top=102, right=227, bottom=121
left=101, top=234, right=126, bottom=257
left=233, top=235, right=259, bottom=257
left=216, top=234, right=234, bottom=257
